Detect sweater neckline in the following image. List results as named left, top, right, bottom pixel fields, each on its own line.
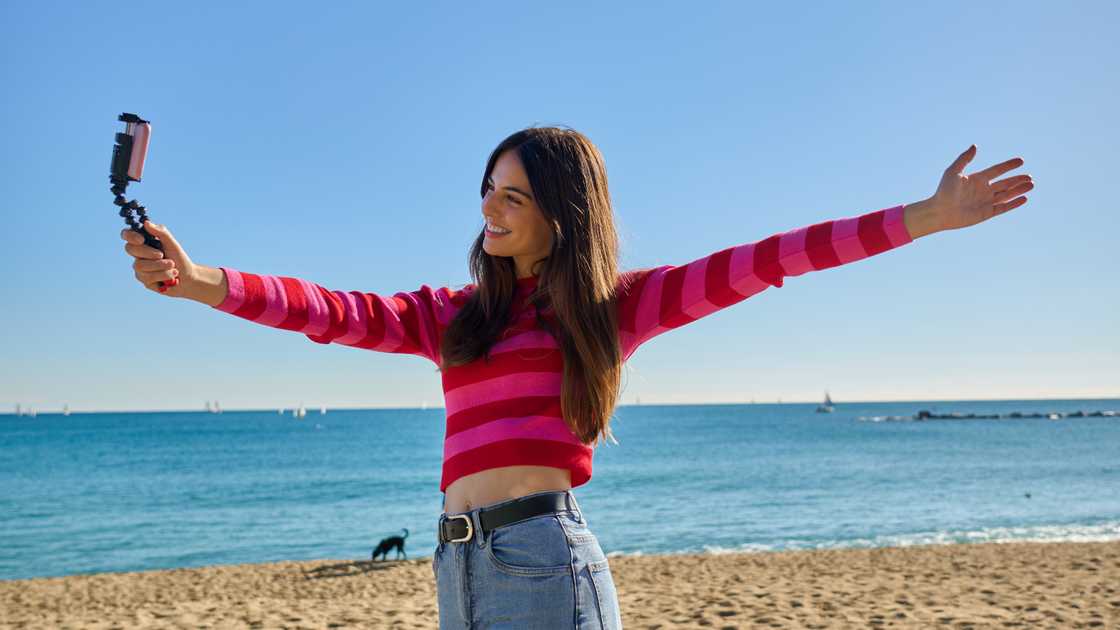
left=515, top=274, right=539, bottom=290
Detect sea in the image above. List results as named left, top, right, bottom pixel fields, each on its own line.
left=2, top=398, right=1118, bottom=581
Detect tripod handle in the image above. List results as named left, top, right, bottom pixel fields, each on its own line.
left=138, top=227, right=180, bottom=292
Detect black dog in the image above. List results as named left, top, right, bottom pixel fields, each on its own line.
left=371, top=528, right=409, bottom=561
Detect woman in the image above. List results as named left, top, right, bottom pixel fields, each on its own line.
left=120, top=128, right=1032, bottom=628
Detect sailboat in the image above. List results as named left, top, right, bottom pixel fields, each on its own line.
left=320, top=405, right=327, bottom=415
left=294, top=403, right=306, bottom=419
left=815, top=391, right=835, bottom=413
left=63, top=404, right=70, bottom=416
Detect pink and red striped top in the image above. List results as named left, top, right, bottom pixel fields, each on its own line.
left=213, top=204, right=915, bottom=492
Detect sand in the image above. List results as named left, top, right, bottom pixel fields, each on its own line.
left=2, top=540, right=1117, bottom=629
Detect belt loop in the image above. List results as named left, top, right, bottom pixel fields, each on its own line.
left=471, top=507, right=486, bottom=549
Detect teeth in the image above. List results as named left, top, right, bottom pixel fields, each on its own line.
left=487, top=222, right=511, bottom=234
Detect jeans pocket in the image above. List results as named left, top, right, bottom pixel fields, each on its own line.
left=559, top=511, right=599, bottom=545
left=484, top=514, right=573, bottom=576
left=588, top=559, right=623, bottom=629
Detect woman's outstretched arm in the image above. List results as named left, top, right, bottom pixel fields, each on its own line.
left=615, top=202, right=917, bottom=360
left=207, top=266, right=460, bottom=366
left=121, top=221, right=459, bottom=366
left=615, top=145, right=1033, bottom=361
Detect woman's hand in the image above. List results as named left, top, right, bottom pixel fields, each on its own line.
left=120, top=220, right=198, bottom=298
left=928, top=144, right=1034, bottom=232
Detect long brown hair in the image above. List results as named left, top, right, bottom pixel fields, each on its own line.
left=439, top=126, right=622, bottom=447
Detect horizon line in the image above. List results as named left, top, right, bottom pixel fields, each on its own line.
left=4, top=394, right=1120, bottom=415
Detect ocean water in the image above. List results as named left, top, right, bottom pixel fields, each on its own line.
left=2, top=398, right=1118, bottom=581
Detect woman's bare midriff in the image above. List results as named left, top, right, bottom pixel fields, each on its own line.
left=442, top=465, right=572, bottom=515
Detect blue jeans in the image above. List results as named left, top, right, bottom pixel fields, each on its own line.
left=432, top=489, right=623, bottom=629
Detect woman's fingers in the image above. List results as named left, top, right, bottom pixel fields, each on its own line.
left=135, top=266, right=179, bottom=286
left=133, top=258, right=174, bottom=272
left=994, top=181, right=1034, bottom=204
left=144, top=279, right=174, bottom=292
left=120, top=227, right=180, bottom=295
left=120, top=228, right=164, bottom=259
left=974, top=157, right=1025, bottom=182
left=991, top=174, right=1033, bottom=193
left=124, top=241, right=164, bottom=260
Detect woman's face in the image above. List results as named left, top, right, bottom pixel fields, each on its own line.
left=481, top=149, right=554, bottom=279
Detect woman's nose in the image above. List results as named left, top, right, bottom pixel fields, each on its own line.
left=481, top=192, right=499, bottom=216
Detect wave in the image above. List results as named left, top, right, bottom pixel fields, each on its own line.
left=604, top=520, right=1120, bottom=558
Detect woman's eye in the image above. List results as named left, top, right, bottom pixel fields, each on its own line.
left=483, top=181, right=520, bottom=205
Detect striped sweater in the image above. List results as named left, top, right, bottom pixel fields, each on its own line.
left=213, top=204, right=915, bottom=492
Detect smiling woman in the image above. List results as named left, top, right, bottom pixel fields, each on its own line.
left=119, top=122, right=1030, bottom=628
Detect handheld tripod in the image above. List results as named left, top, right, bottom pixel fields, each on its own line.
left=110, top=112, right=178, bottom=291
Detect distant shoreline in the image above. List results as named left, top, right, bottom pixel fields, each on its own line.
left=4, top=396, right=1119, bottom=415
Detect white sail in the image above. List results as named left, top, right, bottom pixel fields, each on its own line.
left=816, top=390, right=835, bottom=413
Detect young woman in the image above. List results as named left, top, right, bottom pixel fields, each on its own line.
left=120, top=128, right=1031, bottom=628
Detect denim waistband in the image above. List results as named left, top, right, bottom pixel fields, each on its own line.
left=439, top=489, right=582, bottom=548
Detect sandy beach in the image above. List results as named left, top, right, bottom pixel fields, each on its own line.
left=2, top=540, right=1117, bottom=629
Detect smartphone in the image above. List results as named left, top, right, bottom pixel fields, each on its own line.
left=110, top=113, right=151, bottom=183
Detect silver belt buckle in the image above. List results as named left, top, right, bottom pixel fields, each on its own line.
left=445, top=514, right=473, bottom=543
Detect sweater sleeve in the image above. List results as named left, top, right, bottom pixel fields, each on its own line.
left=210, top=268, right=463, bottom=367
left=616, top=203, right=915, bottom=361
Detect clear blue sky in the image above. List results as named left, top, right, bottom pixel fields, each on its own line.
left=2, top=1, right=1116, bottom=413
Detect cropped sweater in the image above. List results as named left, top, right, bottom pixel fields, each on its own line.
left=212, top=204, right=915, bottom=492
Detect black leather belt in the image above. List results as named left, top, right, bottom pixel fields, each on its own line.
left=438, top=492, right=570, bottom=543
